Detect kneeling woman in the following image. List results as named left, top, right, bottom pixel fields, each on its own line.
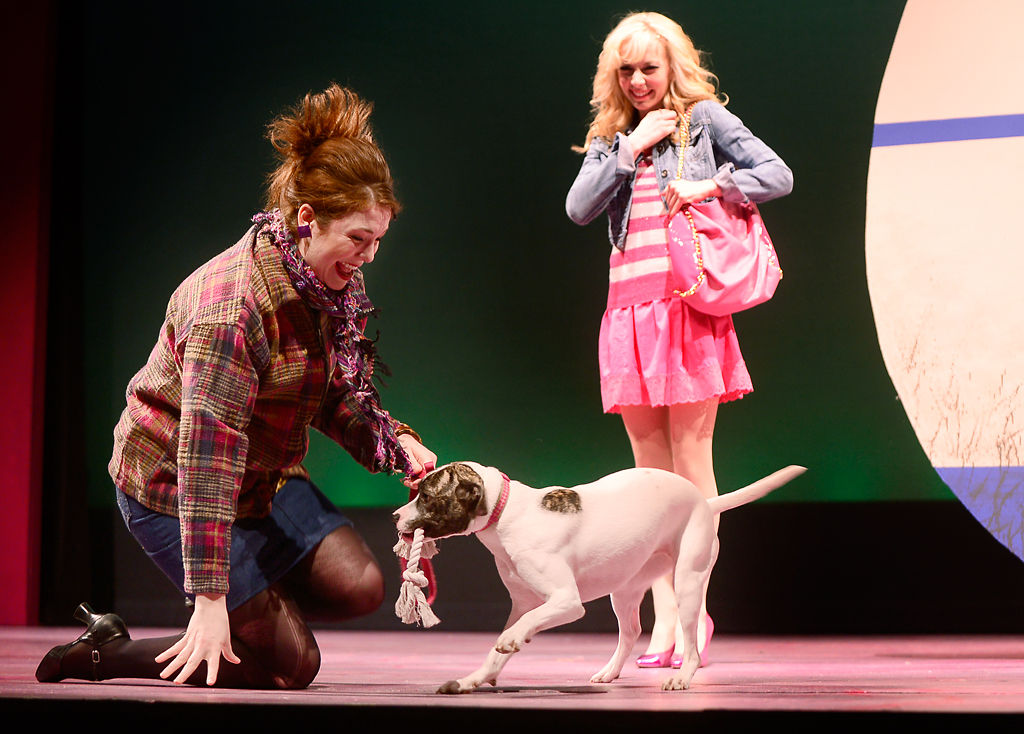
left=37, top=84, right=436, bottom=689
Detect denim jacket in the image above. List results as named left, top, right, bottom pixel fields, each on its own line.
left=565, top=100, right=793, bottom=250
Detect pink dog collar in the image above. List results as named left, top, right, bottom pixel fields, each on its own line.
left=480, top=472, right=511, bottom=532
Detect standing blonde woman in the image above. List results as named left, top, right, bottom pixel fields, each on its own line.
left=37, top=84, right=436, bottom=689
left=566, top=12, right=792, bottom=667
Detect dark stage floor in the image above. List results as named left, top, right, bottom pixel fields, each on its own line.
left=4, top=627, right=1024, bottom=728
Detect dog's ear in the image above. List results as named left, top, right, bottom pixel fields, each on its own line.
left=417, top=466, right=449, bottom=496
left=451, top=464, right=488, bottom=518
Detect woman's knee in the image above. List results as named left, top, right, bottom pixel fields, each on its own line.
left=288, top=525, right=387, bottom=619
left=227, top=586, right=324, bottom=689
left=350, top=559, right=385, bottom=615
left=321, top=548, right=385, bottom=618
left=273, top=635, right=321, bottom=690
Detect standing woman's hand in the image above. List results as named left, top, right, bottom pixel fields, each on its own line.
left=399, top=433, right=437, bottom=490
left=663, top=179, right=723, bottom=218
left=155, top=592, right=240, bottom=685
left=626, top=109, right=678, bottom=155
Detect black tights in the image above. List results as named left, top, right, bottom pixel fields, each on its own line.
left=79, top=525, right=385, bottom=689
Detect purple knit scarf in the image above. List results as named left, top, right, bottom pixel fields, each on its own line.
left=253, top=209, right=411, bottom=475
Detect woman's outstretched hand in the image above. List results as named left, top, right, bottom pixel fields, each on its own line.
left=399, top=434, right=438, bottom=490
left=155, top=592, right=240, bottom=685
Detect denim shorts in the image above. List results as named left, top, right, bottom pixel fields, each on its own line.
left=115, top=479, right=351, bottom=611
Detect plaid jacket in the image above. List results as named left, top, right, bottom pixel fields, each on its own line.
left=109, top=224, right=401, bottom=595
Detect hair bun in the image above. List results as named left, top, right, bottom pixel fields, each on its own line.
left=267, top=83, right=375, bottom=162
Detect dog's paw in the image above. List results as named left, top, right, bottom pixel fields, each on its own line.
left=660, top=673, right=693, bottom=691
left=589, top=668, right=620, bottom=684
left=437, top=679, right=473, bottom=694
left=494, top=633, right=524, bottom=654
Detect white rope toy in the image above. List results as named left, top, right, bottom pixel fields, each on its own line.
left=393, top=528, right=440, bottom=627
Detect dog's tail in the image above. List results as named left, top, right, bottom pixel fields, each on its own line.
left=706, top=465, right=807, bottom=515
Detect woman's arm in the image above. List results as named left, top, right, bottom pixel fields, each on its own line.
left=567, top=111, right=679, bottom=225
left=565, top=133, right=637, bottom=225
left=313, top=381, right=406, bottom=470
left=705, top=102, right=793, bottom=204
left=177, top=322, right=258, bottom=596
left=164, top=321, right=258, bottom=685
left=314, top=354, right=438, bottom=482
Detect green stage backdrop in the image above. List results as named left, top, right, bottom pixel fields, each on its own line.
left=58, top=0, right=945, bottom=509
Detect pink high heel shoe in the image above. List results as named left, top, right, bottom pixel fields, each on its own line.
left=635, top=648, right=674, bottom=668
left=671, top=615, right=714, bottom=668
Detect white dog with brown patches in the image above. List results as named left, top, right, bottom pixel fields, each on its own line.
left=393, top=461, right=805, bottom=692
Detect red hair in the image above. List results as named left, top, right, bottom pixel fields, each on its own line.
left=265, top=84, right=400, bottom=236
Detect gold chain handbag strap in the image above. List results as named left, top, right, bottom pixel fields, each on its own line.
left=672, top=103, right=705, bottom=299
left=676, top=103, right=694, bottom=179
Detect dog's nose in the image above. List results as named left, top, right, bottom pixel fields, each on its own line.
left=392, top=511, right=400, bottom=524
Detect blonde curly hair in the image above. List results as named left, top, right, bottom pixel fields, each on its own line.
left=574, top=12, right=725, bottom=152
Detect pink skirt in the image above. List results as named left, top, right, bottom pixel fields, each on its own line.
left=598, top=297, right=752, bottom=414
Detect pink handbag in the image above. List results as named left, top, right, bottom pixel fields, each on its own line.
left=667, top=106, right=783, bottom=317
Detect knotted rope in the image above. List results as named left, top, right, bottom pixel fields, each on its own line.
left=393, top=528, right=440, bottom=627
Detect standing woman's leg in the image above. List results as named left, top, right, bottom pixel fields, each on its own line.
left=669, top=398, right=720, bottom=657
left=621, top=400, right=720, bottom=660
left=620, top=405, right=673, bottom=473
left=668, top=398, right=719, bottom=502
left=620, top=405, right=677, bottom=656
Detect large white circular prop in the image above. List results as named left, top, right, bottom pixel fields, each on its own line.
left=866, top=0, right=1024, bottom=561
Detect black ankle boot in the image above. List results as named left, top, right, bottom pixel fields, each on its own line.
left=35, top=603, right=131, bottom=683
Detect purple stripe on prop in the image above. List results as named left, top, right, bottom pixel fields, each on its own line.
left=872, top=114, right=1024, bottom=147
left=935, top=465, right=1024, bottom=562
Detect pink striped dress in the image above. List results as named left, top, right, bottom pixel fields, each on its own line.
left=598, top=158, right=753, bottom=413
